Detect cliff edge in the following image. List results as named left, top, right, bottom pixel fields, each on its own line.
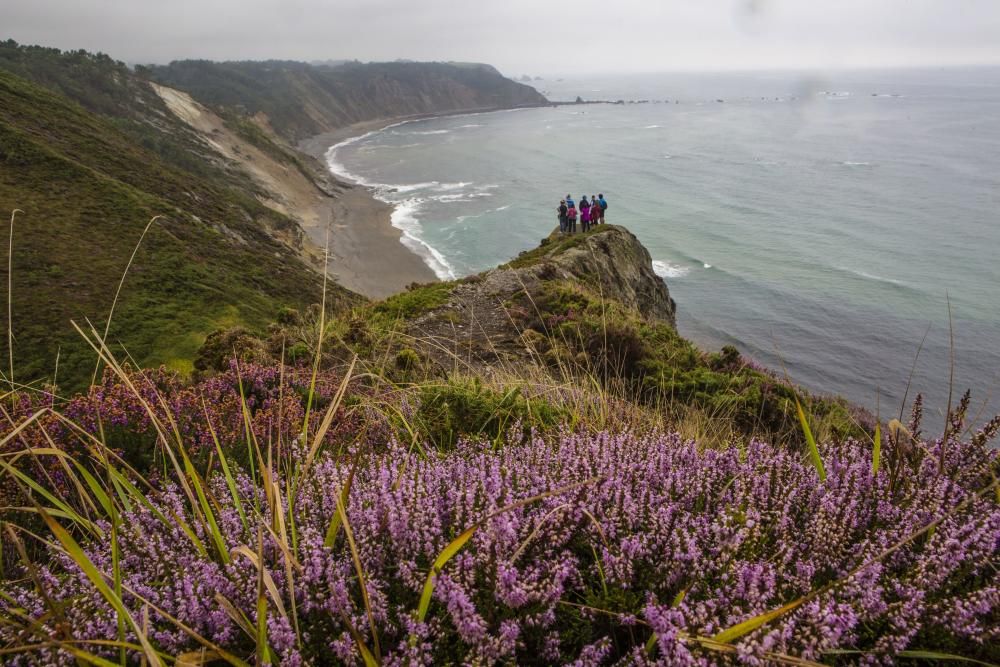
left=382, top=225, right=676, bottom=371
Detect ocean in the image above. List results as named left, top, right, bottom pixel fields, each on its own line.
left=325, top=68, right=1000, bottom=419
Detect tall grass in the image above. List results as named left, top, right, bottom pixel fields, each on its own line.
left=0, top=300, right=997, bottom=663
left=0, top=218, right=998, bottom=664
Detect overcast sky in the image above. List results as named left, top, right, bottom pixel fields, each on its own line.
left=5, top=0, right=1000, bottom=74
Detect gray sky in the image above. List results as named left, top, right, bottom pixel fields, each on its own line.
left=5, top=0, right=1000, bottom=74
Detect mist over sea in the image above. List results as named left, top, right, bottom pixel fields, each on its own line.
left=326, top=68, right=1000, bottom=417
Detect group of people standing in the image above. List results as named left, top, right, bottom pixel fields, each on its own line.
left=557, top=194, right=608, bottom=233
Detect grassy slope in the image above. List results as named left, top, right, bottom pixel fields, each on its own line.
left=0, top=66, right=354, bottom=391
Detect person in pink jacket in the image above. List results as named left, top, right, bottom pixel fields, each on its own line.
left=579, top=196, right=592, bottom=232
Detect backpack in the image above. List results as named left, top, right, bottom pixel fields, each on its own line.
left=567, top=206, right=577, bottom=220
left=600, top=199, right=608, bottom=210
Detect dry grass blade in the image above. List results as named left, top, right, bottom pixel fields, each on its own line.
left=297, top=354, right=356, bottom=494
left=182, top=449, right=229, bottom=564
left=0, top=407, right=49, bottom=451
left=176, top=649, right=222, bottom=666
left=10, top=643, right=120, bottom=666
left=203, top=397, right=248, bottom=531
left=6, top=209, right=22, bottom=398
left=324, top=455, right=359, bottom=548
left=338, top=611, right=379, bottom=667
left=0, top=453, right=100, bottom=537
left=70, top=320, right=207, bottom=533
left=254, top=526, right=273, bottom=666
left=872, top=420, right=882, bottom=475
left=711, top=598, right=806, bottom=644
left=36, top=507, right=163, bottom=666
left=335, top=489, right=381, bottom=661
left=300, top=223, right=332, bottom=447
left=115, top=583, right=252, bottom=667
left=3, top=523, right=67, bottom=645
left=231, top=545, right=288, bottom=620
left=943, top=294, right=956, bottom=445
left=267, top=479, right=302, bottom=648
left=824, top=649, right=998, bottom=666
left=215, top=593, right=257, bottom=640
left=711, top=470, right=1000, bottom=648
left=416, top=524, right=476, bottom=623
left=692, top=635, right=827, bottom=666
left=256, top=580, right=269, bottom=666
left=91, top=215, right=161, bottom=385
left=510, top=503, right=572, bottom=563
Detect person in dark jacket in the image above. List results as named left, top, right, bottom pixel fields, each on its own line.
left=557, top=200, right=568, bottom=233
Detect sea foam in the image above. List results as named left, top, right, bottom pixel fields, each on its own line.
left=325, top=127, right=458, bottom=280
left=652, top=260, right=691, bottom=279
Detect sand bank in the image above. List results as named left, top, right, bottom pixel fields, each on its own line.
left=152, top=83, right=436, bottom=298
left=300, top=118, right=461, bottom=298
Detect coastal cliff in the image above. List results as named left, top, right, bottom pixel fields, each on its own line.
left=145, top=60, right=548, bottom=143
left=395, top=225, right=677, bottom=371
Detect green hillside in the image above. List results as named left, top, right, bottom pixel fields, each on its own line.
left=0, top=66, right=353, bottom=391
left=148, top=59, right=549, bottom=142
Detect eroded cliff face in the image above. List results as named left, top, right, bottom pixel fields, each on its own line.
left=146, top=60, right=548, bottom=142
left=400, top=226, right=676, bottom=371
left=514, top=226, right=676, bottom=325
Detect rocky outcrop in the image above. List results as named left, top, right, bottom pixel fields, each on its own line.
left=513, top=226, right=676, bottom=325
left=401, top=226, right=675, bottom=371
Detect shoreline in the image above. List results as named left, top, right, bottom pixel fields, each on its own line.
left=297, top=104, right=554, bottom=160
left=298, top=104, right=561, bottom=297
left=298, top=118, right=449, bottom=299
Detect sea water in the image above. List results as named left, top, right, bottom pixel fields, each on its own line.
left=326, top=68, right=1000, bottom=417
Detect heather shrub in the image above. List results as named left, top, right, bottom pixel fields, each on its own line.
left=2, top=422, right=998, bottom=664
left=0, top=362, right=357, bottom=475
left=193, top=326, right=271, bottom=374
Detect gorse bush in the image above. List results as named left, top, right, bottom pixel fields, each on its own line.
left=0, top=359, right=998, bottom=665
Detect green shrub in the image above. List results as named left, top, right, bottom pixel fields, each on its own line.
left=286, top=341, right=311, bottom=363
left=395, top=347, right=421, bottom=372
left=415, top=379, right=564, bottom=450
left=518, top=280, right=864, bottom=445
left=372, top=281, right=454, bottom=324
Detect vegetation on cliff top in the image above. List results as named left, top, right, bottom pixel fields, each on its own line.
left=0, top=347, right=996, bottom=664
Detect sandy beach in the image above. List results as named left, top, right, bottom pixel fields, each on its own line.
left=298, top=118, right=458, bottom=299
left=300, top=120, right=443, bottom=298
left=299, top=106, right=551, bottom=298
